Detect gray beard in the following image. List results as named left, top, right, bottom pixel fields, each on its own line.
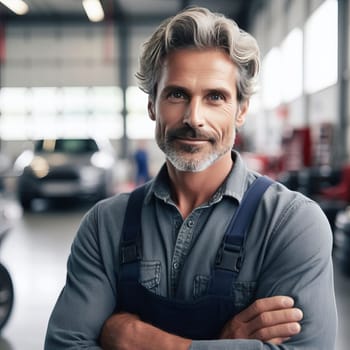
left=160, top=143, right=230, bottom=172
left=167, top=151, right=219, bottom=172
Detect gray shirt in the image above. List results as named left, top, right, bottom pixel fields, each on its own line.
left=45, top=151, right=337, bottom=349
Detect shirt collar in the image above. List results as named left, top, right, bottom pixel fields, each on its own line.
left=145, top=150, right=253, bottom=205
left=223, top=150, right=254, bottom=203
left=145, top=164, right=172, bottom=204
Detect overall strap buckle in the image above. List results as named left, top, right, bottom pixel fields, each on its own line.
left=215, top=241, right=243, bottom=273
left=121, top=238, right=142, bottom=264
left=119, top=185, right=147, bottom=283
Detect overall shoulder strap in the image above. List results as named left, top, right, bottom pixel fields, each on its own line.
left=209, top=176, right=274, bottom=295
left=119, top=185, right=146, bottom=281
left=225, top=176, right=273, bottom=246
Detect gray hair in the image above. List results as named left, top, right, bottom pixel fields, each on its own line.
left=136, top=6, right=260, bottom=102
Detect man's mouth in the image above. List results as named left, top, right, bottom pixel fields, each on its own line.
left=176, top=136, right=208, bottom=142
left=167, top=127, right=214, bottom=144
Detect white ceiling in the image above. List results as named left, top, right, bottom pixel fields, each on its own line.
left=0, top=0, right=259, bottom=30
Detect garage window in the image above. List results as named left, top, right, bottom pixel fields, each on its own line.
left=0, top=86, right=123, bottom=140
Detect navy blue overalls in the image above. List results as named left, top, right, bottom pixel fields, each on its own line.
left=117, top=176, right=273, bottom=340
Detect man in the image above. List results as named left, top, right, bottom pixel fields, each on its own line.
left=45, top=7, right=337, bottom=350
left=134, top=140, right=150, bottom=185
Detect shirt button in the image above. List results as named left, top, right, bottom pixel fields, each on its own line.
left=187, top=220, right=194, bottom=227
left=173, top=262, right=179, bottom=270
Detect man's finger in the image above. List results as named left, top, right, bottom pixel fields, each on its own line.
left=249, top=308, right=303, bottom=333
left=251, top=322, right=302, bottom=342
left=236, top=296, right=295, bottom=322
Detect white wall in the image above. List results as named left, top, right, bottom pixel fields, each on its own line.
left=3, top=23, right=119, bottom=87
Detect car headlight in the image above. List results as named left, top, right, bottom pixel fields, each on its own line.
left=30, top=156, right=49, bottom=178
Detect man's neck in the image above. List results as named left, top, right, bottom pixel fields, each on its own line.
left=167, top=153, right=233, bottom=219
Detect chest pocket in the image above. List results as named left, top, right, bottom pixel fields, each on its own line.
left=193, top=274, right=257, bottom=311
left=231, top=281, right=257, bottom=312
left=139, top=260, right=161, bottom=294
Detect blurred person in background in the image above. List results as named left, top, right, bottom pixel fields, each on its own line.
left=133, top=140, right=150, bottom=185
left=45, top=6, right=337, bottom=350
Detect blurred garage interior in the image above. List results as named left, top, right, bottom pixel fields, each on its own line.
left=0, top=0, right=350, bottom=349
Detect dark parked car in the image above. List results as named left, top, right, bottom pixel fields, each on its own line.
left=0, top=197, right=16, bottom=332
left=14, top=138, right=117, bottom=209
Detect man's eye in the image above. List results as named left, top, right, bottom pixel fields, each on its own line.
left=168, top=90, right=186, bottom=99
left=209, top=93, right=224, bottom=101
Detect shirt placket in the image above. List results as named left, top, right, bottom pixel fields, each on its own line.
left=170, top=210, right=201, bottom=296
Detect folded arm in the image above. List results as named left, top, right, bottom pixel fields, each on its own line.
left=100, top=199, right=337, bottom=350
left=100, top=296, right=303, bottom=349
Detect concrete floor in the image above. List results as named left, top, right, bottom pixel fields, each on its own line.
left=0, top=198, right=349, bottom=350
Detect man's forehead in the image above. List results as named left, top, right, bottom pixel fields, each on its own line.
left=157, top=49, right=238, bottom=89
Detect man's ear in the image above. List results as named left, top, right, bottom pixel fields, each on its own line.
left=235, top=99, right=249, bottom=127
left=148, top=99, right=156, bottom=121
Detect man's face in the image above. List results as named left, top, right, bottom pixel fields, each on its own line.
left=148, top=48, right=248, bottom=172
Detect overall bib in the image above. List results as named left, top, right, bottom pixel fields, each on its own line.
left=117, top=176, right=273, bottom=340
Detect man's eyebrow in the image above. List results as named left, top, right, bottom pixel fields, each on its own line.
left=206, top=87, right=233, bottom=95
left=161, top=85, right=190, bottom=95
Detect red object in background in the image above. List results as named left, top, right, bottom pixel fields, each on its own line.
left=319, top=165, right=350, bottom=202
left=0, top=25, right=5, bottom=64
left=300, top=127, right=312, bottom=167
left=313, top=123, right=333, bottom=167
left=281, top=127, right=312, bottom=171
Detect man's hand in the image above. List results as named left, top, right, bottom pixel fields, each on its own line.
left=100, top=312, right=191, bottom=350
left=100, top=297, right=302, bottom=348
left=220, top=296, right=303, bottom=344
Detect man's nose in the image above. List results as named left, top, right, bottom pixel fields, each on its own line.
left=183, top=98, right=204, bottom=128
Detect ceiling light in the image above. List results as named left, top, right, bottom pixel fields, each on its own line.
left=0, top=0, right=29, bottom=15
left=82, top=0, right=104, bottom=22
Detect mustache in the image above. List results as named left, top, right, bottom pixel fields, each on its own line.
left=166, top=126, right=215, bottom=142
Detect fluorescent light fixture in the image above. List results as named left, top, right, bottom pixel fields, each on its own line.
left=0, top=0, right=29, bottom=15
left=82, top=0, right=104, bottom=22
